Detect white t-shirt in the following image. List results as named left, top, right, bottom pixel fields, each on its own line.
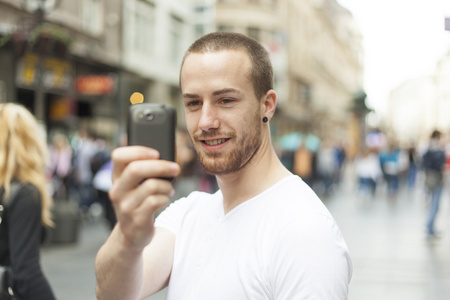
left=155, top=175, right=352, bottom=299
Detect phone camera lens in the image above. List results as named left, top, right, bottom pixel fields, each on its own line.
left=145, top=112, right=154, bottom=121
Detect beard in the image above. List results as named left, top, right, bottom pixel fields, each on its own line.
left=193, top=113, right=262, bottom=176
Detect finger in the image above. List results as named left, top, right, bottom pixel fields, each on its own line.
left=111, top=160, right=179, bottom=200
left=134, top=194, right=170, bottom=225
left=111, top=146, right=160, bottom=181
left=117, top=178, right=174, bottom=214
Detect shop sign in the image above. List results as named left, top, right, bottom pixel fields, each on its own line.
left=42, top=57, right=72, bottom=90
left=15, top=53, right=72, bottom=91
left=75, top=74, right=116, bottom=95
left=16, top=53, right=39, bottom=86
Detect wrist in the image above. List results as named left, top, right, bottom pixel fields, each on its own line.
left=115, top=224, right=154, bottom=255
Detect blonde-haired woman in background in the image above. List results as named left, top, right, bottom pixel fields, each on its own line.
left=0, top=103, right=56, bottom=299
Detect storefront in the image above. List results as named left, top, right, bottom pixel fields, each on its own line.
left=15, top=52, right=73, bottom=133
left=12, top=48, right=126, bottom=144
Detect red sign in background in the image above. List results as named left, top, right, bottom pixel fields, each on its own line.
left=75, top=74, right=115, bottom=95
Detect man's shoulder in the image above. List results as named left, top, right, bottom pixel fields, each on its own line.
left=261, top=176, right=332, bottom=221
left=267, top=175, right=317, bottom=203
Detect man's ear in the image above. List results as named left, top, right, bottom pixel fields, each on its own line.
left=261, top=89, right=277, bottom=120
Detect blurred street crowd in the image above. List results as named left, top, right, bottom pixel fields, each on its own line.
left=44, top=127, right=450, bottom=239
left=44, top=128, right=219, bottom=234
left=276, top=128, right=450, bottom=240
left=45, top=129, right=117, bottom=232
left=276, top=130, right=449, bottom=197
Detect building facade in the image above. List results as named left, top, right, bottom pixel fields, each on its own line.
left=0, top=0, right=364, bottom=151
left=386, top=50, right=450, bottom=146
left=120, top=0, right=196, bottom=135
left=0, top=0, right=196, bottom=145
left=0, top=0, right=124, bottom=144
left=212, top=0, right=364, bottom=154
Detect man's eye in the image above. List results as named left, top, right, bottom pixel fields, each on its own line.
left=221, top=98, right=234, bottom=104
left=186, top=100, right=201, bottom=107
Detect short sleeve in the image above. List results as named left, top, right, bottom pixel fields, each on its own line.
left=268, top=213, right=352, bottom=300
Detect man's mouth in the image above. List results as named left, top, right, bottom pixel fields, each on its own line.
left=203, top=138, right=228, bottom=146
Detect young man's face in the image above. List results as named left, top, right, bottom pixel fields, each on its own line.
left=180, top=50, right=263, bottom=175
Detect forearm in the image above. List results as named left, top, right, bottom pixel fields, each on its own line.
left=96, top=146, right=179, bottom=299
left=95, top=226, right=145, bottom=300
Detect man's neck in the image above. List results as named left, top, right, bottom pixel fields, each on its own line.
left=216, top=142, right=291, bottom=214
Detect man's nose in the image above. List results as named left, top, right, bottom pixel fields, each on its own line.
left=198, top=103, right=219, bottom=131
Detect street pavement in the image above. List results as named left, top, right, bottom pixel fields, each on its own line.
left=326, top=171, right=450, bottom=300
left=41, top=168, right=450, bottom=300
left=41, top=215, right=167, bottom=300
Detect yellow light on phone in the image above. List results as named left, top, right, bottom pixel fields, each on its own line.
left=130, top=92, right=144, bottom=104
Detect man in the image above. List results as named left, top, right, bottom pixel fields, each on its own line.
left=423, top=130, right=446, bottom=239
left=95, top=32, right=352, bottom=300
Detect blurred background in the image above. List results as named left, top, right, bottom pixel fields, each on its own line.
left=1, top=0, right=450, bottom=299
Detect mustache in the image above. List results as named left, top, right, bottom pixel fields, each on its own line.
left=193, top=131, right=235, bottom=141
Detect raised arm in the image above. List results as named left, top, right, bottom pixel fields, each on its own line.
left=95, top=146, right=180, bottom=300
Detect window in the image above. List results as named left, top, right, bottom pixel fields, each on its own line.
left=299, top=82, right=311, bottom=103
left=134, top=0, right=155, bottom=54
left=82, top=0, right=103, bottom=35
left=170, top=14, right=183, bottom=63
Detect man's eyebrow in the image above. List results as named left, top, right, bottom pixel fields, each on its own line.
left=183, top=88, right=241, bottom=99
left=183, top=93, right=199, bottom=99
left=212, top=88, right=240, bottom=96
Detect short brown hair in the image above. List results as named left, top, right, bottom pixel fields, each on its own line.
left=180, top=32, right=274, bottom=100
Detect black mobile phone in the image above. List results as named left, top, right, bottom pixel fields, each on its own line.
left=128, top=103, right=177, bottom=162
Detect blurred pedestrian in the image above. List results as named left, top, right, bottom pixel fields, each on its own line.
left=95, top=32, right=352, bottom=300
left=355, top=148, right=383, bottom=197
left=73, top=129, right=99, bottom=214
left=422, top=130, right=446, bottom=239
left=379, top=143, right=401, bottom=197
left=316, top=139, right=336, bottom=197
left=293, top=144, right=314, bottom=187
left=0, top=103, right=56, bottom=299
left=334, top=141, right=347, bottom=184
left=47, top=133, right=73, bottom=200
left=406, top=146, right=418, bottom=189
left=92, top=159, right=116, bottom=230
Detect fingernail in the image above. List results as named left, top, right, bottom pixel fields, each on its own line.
left=169, top=189, right=175, bottom=197
left=148, top=149, right=159, bottom=157
left=170, top=163, right=180, bottom=171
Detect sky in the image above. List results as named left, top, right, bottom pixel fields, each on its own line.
left=337, top=0, right=450, bottom=116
